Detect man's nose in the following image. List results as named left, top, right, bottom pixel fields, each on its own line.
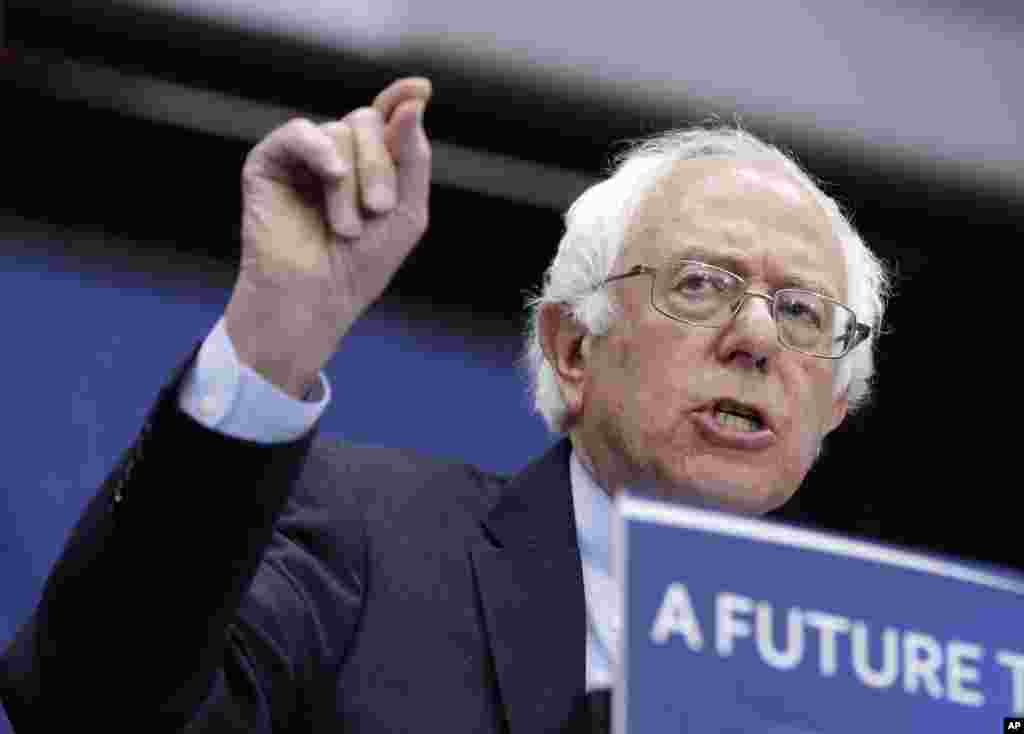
left=719, top=292, right=779, bottom=369
left=733, top=292, right=777, bottom=331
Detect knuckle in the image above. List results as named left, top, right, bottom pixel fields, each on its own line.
left=277, top=117, right=317, bottom=145
left=287, top=117, right=317, bottom=134
left=322, top=120, right=351, bottom=137
left=349, top=106, right=382, bottom=126
left=296, top=118, right=333, bottom=153
left=323, top=121, right=354, bottom=151
left=258, top=118, right=316, bottom=158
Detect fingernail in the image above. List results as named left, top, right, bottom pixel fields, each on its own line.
left=368, top=184, right=396, bottom=213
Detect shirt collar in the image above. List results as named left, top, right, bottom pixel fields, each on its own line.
left=570, top=447, right=613, bottom=575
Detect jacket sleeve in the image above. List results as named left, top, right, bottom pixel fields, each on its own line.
left=0, top=343, right=366, bottom=732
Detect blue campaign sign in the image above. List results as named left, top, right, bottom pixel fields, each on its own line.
left=613, top=495, right=1024, bottom=733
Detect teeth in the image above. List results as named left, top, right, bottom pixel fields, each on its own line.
left=714, top=409, right=760, bottom=432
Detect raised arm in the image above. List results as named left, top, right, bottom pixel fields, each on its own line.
left=0, top=78, right=434, bottom=731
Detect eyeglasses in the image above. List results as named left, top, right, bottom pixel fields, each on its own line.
left=600, top=261, right=871, bottom=359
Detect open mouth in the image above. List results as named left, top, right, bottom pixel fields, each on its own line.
left=711, top=399, right=765, bottom=433
left=693, top=398, right=776, bottom=450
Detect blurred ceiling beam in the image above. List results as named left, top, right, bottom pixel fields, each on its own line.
left=5, top=0, right=1022, bottom=207
left=3, top=49, right=596, bottom=212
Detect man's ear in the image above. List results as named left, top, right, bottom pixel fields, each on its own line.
left=538, top=302, right=590, bottom=420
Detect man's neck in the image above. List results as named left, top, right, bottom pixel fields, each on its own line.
left=568, top=432, right=620, bottom=500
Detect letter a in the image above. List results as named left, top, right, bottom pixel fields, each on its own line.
left=650, top=582, right=704, bottom=652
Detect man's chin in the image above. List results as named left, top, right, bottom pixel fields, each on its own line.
left=634, top=459, right=794, bottom=516
left=697, top=482, right=790, bottom=515
left=658, top=482, right=786, bottom=516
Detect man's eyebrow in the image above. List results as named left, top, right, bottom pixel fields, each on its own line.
left=669, top=245, right=747, bottom=275
left=668, top=244, right=839, bottom=300
left=779, top=273, right=838, bottom=300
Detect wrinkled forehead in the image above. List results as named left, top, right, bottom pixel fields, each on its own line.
left=623, top=157, right=847, bottom=299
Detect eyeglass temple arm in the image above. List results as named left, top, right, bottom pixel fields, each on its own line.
left=601, top=265, right=656, bottom=286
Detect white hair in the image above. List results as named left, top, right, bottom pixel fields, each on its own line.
left=524, top=125, right=893, bottom=434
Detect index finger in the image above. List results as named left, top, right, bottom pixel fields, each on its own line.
left=372, top=77, right=432, bottom=124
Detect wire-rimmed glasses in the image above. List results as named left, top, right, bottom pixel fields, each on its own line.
left=600, top=260, right=871, bottom=359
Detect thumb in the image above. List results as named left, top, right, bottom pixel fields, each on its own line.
left=386, top=98, right=431, bottom=207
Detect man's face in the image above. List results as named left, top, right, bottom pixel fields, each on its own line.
left=569, top=158, right=850, bottom=514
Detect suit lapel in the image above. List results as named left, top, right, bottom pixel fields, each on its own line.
left=471, top=438, right=587, bottom=734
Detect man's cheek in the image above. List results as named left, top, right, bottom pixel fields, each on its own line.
left=790, top=424, right=822, bottom=473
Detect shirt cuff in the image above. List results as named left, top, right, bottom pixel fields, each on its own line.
left=178, top=317, right=331, bottom=443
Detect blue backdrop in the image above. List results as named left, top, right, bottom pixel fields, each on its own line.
left=0, top=222, right=553, bottom=728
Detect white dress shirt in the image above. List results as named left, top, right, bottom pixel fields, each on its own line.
left=178, top=318, right=620, bottom=690
left=178, top=317, right=331, bottom=442
left=570, top=451, right=622, bottom=691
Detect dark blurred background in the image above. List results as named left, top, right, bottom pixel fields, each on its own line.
left=2, top=0, right=1022, bottom=693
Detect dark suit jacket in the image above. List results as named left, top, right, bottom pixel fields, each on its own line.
left=0, top=346, right=592, bottom=733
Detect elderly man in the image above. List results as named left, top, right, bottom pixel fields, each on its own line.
left=1, top=78, right=887, bottom=732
